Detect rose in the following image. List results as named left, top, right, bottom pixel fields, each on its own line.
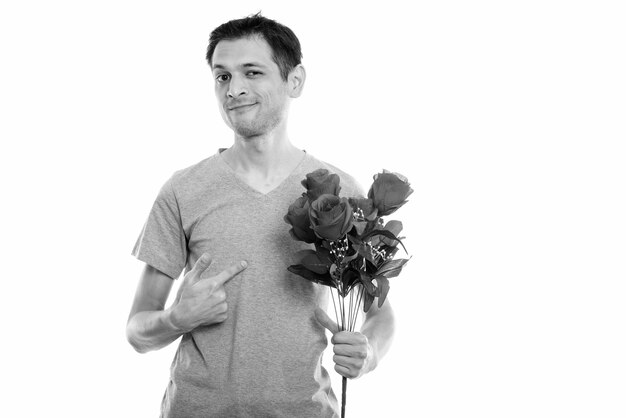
left=301, top=169, right=341, bottom=202
left=309, top=194, right=353, bottom=241
left=284, top=195, right=317, bottom=243
left=367, top=170, right=414, bottom=216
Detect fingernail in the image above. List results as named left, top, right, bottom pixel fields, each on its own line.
left=240, top=261, right=248, bottom=268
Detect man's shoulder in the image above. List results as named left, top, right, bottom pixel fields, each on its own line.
left=167, top=153, right=221, bottom=190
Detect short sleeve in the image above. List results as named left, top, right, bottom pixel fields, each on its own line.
left=132, top=177, right=188, bottom=279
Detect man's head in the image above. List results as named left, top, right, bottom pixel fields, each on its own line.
left=208, top=14, right=306, bottom=139
left=206, top=13, right=302, bottom=82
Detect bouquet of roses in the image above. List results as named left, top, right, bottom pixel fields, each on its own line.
left=284, top=168, right=413, bottom=418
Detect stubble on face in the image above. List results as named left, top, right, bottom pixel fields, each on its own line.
left=229, top=103, right=284, bottom=139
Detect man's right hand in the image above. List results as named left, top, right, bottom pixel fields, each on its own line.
left=169, top=253, right=247, bottom=333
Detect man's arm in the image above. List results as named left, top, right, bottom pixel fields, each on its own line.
left=315, top=300, right=395, bottom=378
left=126, top=254, right=248, bottom=353
left=126, top=264, right=180, bottom=353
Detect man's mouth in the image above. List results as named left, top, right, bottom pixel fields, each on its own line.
left=228, top=103, right=257, bottom=111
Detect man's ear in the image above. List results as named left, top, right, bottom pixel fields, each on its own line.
left=288, top=64, right=306, bottom=98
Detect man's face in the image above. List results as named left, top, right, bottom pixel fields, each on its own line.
left=211, top=36, right=291, bottom=138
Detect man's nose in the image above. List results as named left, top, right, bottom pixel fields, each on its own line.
left=227, top=75, right=248, bottom=98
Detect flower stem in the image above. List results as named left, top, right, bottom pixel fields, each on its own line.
left=330, top=287, right=341, bottom=331
left=348, top=287, right=354, bottom=332
left=351, top=285, right=363, bottom=331
left=341, top=376, right=347, bottom=418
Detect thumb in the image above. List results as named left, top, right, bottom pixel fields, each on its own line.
left=314, top=307, right=339, bottom=334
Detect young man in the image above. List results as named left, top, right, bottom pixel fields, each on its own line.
left=127, top=14, right=395, bottom=418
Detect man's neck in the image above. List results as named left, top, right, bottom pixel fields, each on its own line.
left=221, top=129, right=304, bottom=182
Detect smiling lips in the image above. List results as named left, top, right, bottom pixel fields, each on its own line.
left=227, top=102, right=257, bottom=111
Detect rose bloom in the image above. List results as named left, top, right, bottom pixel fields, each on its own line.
left=309, top=194, right=353, bottom=241
left=284, top=195, right=317, bottom=243
left=368, top=171, right=414, bottom=216
left=301, top=169, right=341, bottom=201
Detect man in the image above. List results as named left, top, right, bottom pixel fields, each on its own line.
left=127, top=13, right=395, bottom=418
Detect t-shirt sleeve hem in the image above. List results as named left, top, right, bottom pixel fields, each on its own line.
left=131, top=248, right=184, bottom=280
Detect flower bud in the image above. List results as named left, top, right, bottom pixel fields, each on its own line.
left=308, top=194, right=353, bottom=241
left=284, top=195, right=317, bottom=243
left=367, top=170, right=413, bottom=216
left=301, top=169, right=341, bottom=202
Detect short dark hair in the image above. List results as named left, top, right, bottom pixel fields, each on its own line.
left=206, top=13, right=302, bottom=81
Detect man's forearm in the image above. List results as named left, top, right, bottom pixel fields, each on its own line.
left=360, top=302, right=395, bottom=373
left=126, top=308, right=184, bottom=353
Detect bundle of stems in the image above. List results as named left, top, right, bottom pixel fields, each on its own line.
left=329, top=276, right=364, bottom=418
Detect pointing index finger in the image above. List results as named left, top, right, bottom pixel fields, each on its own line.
left=212, top=260, right=248, bottom=286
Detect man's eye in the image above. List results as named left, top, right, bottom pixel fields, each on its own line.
left=246, top=71, right=262, bottom=77
left=216, top=74, right=230, bottom=82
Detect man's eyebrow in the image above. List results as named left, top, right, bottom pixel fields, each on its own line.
left=241, top=62, right=267, bottom=68
left=212, top=62, right=268, bottom=71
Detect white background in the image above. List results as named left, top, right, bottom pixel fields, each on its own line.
left=1, top=1, right=625, bottom=417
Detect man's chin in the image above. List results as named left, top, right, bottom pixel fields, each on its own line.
left=229, top=115, right=281, bottom=139
left=233, top=125, right=264, bottom=139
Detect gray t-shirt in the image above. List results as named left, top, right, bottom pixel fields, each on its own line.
left=133, top=150, right=363, bottom=418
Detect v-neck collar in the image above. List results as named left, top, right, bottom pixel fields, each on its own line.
left=216, top=148, right=308, bottom=197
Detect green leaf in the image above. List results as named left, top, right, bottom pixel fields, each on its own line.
left=347, top=233, right=363, bottom=246
left=353, top=242, right=377, bottom=264
left=363, top=229, right=407, bottom=253
left=340, top=268, right=362, bottom=296
left=361, top=228, right=397, bottom=241
left=294, top=249, right=317, bottom=260
left=359, top=270, right=377, bottom=296
left=380, top=220, right=403, bottom=247
left=288, top=265, right=334, bottom=288
left=377, top=258, right=410, bottom=278
left=363, top=291, right=375, bottom=313
left=301, top=252, right=330, bottom=275
left=366, top=223, right=384, bottom=247
left=353, top=220, right=368, bottom=235
left=314, top=244, right=334, bottom=266
left=384, top=220, right=403, bottom=236
left=375, top=275, right=390, bottom=308
left=385, top=246, right=400, bottom=259
left=379, top=267, right=405, bottom=279
left=340, top=251, right=360, bottom=267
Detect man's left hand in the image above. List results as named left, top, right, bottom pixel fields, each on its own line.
left=314, top=307, right=374, bottom=379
